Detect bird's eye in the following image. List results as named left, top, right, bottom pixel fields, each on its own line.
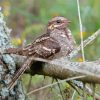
left=56, top=20, right=61, bottom=23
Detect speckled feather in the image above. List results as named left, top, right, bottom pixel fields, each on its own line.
left=6, top=33, right=61, bottom=58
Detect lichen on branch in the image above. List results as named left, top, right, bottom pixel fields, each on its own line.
left=0, top=9, right=25, bottom=100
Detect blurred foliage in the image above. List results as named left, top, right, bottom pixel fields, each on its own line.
left=0, top=0, right=100, bottom=99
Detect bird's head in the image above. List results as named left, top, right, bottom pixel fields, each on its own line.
left=47, top=16, right=71, bottom=30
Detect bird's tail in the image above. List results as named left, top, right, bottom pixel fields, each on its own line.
left=4, top=48, right=23, bottom=55
left=8, top=57, right=33, bottom=90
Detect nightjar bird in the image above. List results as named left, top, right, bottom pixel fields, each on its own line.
left=6, top=16, right=76, bottom=89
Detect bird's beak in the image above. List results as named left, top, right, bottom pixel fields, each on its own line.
left=67, top=20, right=71, bottom=23
left=64, top=19, right=71, bottom=23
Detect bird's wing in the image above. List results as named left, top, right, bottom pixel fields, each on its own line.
left=23, top=34, right=61, bottom=58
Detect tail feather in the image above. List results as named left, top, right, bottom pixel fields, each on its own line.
left=8, top=57, right=33, bottom=90
left=5, top=48, right=23, bottom=55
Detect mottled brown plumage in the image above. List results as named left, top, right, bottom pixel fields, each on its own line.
left=6, top=35, right=60, bottom=59
left=7, top=16, right=76, bottom=90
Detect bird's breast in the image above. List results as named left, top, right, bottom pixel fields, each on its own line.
left=50, top=29, right=73, bottom=58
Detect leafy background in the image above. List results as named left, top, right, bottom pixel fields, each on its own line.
left=0, top=0, right=100, bottom=100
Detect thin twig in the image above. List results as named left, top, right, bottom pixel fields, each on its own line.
left=71, top=90, right=76, bottom=100
left=68, top=29, right=100, bottom=59
left=68, top=81, right=82, bottom=96
left=77, top=0, right=85, bottom=61
left=92, top=83, right=95, bottom=100
left=83, top=82, right=86, bottom=100
left=55, top=79, right=65, bottom=100
left=27, top=75, right=85, bottom=96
